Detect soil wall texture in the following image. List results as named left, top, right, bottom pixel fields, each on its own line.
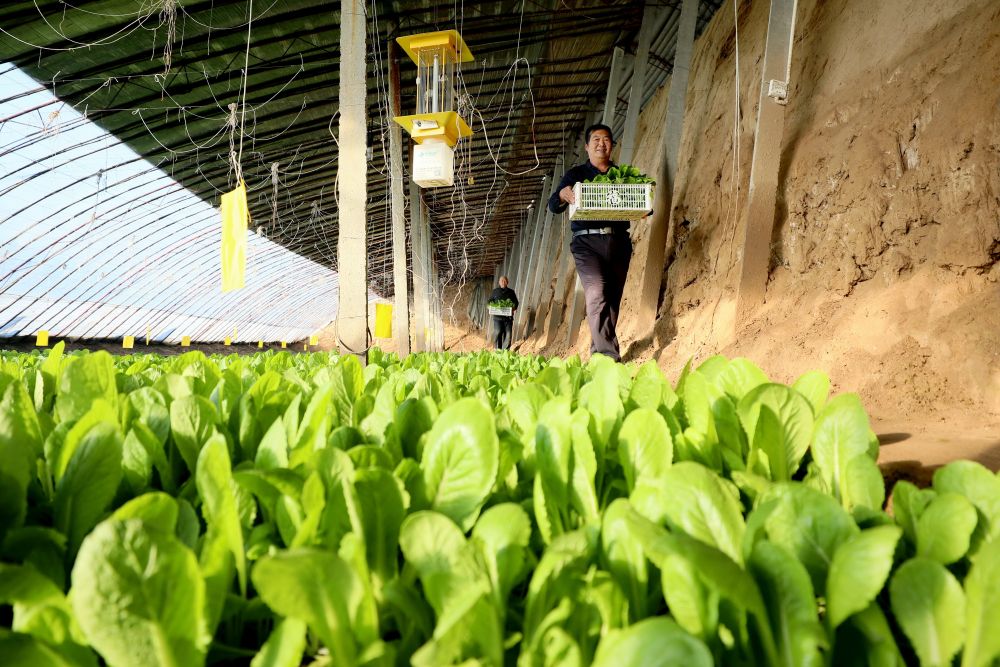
left=521, top=0, right=1000, bottom=424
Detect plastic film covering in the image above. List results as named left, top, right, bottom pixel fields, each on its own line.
left=0, top=66, right=344, bottom=344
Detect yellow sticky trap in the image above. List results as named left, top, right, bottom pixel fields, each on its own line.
left=181, top=336, right=191, bottom=347
left=224, top=337, right=231, bottom=346
left=123, top=336, right=134, bottom=349
left=303, top=343, right=308, bottom=351
left=35, top=330, right=49, bottom=347
left=258, top=340, right=263, bottom=349
left=220, top=181, right=249, bottom=293
left=281, top=341, right=287, bottom=349
left=309, top=334, right=319, bottom=346
left=374, top=303, right=393, bottom=338
left=145, top=326, right=151, bottom=345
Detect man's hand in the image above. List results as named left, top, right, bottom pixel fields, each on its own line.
left=559, top=185, right=575, bottom=205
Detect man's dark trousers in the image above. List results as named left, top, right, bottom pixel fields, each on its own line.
left=570, top=233, right=632, bottom=361
left=493, top=316, right=514, bottom=350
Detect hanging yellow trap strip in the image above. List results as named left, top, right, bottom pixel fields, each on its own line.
left=374, top=303, right=393, bottom=338
left=220, top=181, right=249, bottom=292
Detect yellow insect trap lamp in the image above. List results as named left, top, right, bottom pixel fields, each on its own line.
left=394, top=30, right=474, bottom=188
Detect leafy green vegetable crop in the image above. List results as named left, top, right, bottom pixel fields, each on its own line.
left=585, top=163, right=654, bottom=185
left=1, top=344, right=998, bottom=667
left=488, top=298, right=515, bottom=309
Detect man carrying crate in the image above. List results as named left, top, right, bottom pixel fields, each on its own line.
left=547, top=123, right=633, bottom=362
left=488, top=276, right=519, bottom=350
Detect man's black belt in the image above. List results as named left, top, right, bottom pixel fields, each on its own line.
left=572, top=226, right=624, bottom=237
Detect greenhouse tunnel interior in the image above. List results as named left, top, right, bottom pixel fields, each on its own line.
left=2, top=3, right=1000, bottom=499
left=4, top=0, right=1000, bottom=665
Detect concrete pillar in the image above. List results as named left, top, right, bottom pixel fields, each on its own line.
left=619, top=1, right=655, bottom=165
left=525, top=156, right=566, bottom=338
left=410, top=177, right=428, bottom=353
left=516, top=176, right=551, bottom=338
left=336, top=0, right=368, bottom=365
left=602, top=46, right=626, bottom=127
left=422, top=204, right=437, bottom=351
left=566, top=108, right=602, bottom=349
left=736, top=0, right=799, bottom=326
left=634, top=0, right=699, bottom=336
left=387, top=36, right=410, bottom=357
left=511, top=210, right=534, bottom=313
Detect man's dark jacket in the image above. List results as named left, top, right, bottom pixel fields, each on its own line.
left=489, top=286, right=519, bottom=315
left=547, top=160, right=629, bottom=233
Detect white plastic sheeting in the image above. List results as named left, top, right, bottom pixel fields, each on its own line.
left=0, top=65, right=346, bottom=343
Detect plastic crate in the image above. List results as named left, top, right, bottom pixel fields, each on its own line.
left=488, top=305, right=513, bottom=317
left=568, top=181, right=653, bottom=221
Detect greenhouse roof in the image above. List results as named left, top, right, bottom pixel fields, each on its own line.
left=0, top=0, right=722, bottom=339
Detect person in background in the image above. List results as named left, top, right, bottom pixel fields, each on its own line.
left=489, top=276, right=519, bottom=350
left=547, top=123, right=632, bottom=362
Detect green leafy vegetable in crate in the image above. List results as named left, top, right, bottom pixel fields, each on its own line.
left=585, top=163, right=655, bottom=185
left=488, top=298, right=515, bottom=308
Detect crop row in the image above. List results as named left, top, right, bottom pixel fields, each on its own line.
left=0, top=345, right=998, bottom=666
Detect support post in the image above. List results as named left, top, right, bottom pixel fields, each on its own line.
left=422, top=201, right=436, bottom=350
left=387, top=35, right=410, bottom=357
left=566, top=109, right=601, bottom=349
left=736, top=0, right=799, bottom=325
left=410, top=177, right=428, bottom=352
left=516, top=175, right=550, bottom=338
left=526, top=155, right=565, bottom=338
left=619, top=1, right=655, bottom=165
left=337, top=0, right=368, bottom=365
left=511, top=210, right=534, bottom=310
left=634, top=0, right=698, bottom=335
left=602, top=46, right=625, bottom=126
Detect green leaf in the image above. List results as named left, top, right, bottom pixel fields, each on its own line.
left=55, top=351, right=118, bottom=424
left=471, top=503, right=532, bottom=606
left=835, top=603, right=906, bottom=667
left=640, top=462, right=745, bottom=563
left=0, top=375, right=42, bottom=538
left=749, top=541, right=826, bottom=667
left=617, top=408, right=672, bottom=491
left=53, top=419, right=123, bottom=556
left=71, top=518, right=208, bottom=667
left=892, top=481, right=936, bottom=545
left=933, top=461, right=1000, bottom=546
left=110, top=492, right=178, bottom=534
left=353, top=468, right=407, bottom=585
left=421, top=398, right=499, bottom=531
left=169, top=395, right=220, bottom=475
left=249, top=618, right=307, bottom=667
left=916, top=492, right=978, bottom=564
left=962, top=538, right=1000, bottom=667
left=591, top=617, right=712, bottom=667
left=745, top=484, right=858, bottom=594
left=395, top=397, right=437, bottom=461
left=809, top=393, right=875, bottom=508
left=792, top=371, right=830, bottom=415
left=0, top=562, right=85, bottom=653
left=715, top=357, right=770, bottom=402
left=0, top=630, right=84, bottom=667
left=738, top=383, right=813, bottom=480
left=826, top=525, right=901, bottom=628
left=890, top=558, right=965, bottom=667
left=399, top=511, right=488, bottom=618
left=196, top=435, right=246, bottom=597
left=252, top=548, right=364, bottom=666
left=602, top=499, right=649, bottom=620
